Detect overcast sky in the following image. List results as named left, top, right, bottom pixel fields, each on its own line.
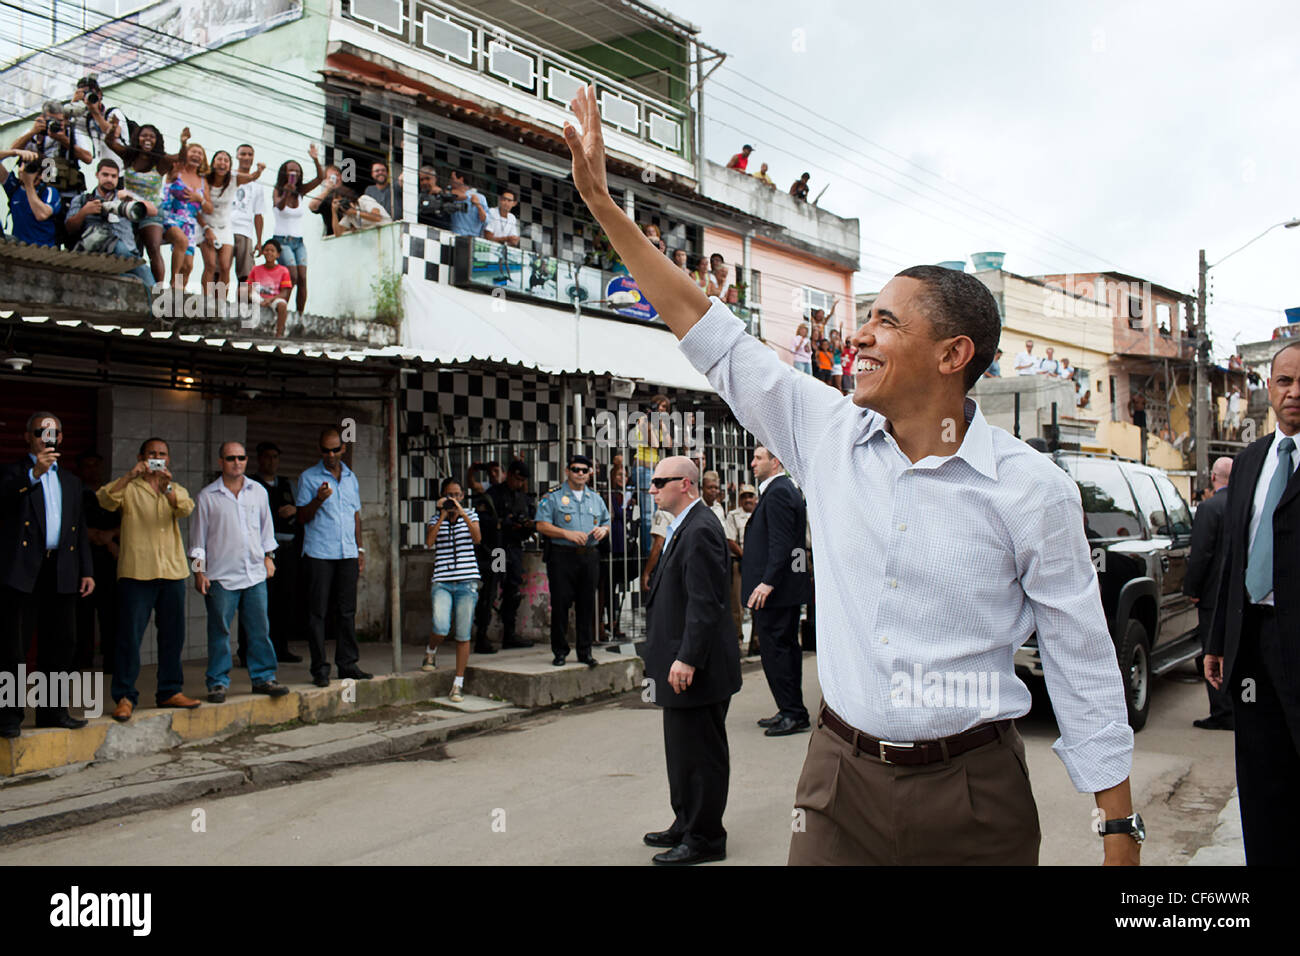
left=664, top=0, right=1299, bottom=360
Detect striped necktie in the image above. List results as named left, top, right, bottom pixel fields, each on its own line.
left=1246, top=436, right=1296, bottom=603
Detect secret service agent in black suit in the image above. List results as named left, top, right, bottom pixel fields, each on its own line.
left=1206, top=342, right=1300, bottom=865
left=1182, top=456, right=1234, bottom=730
left=742, top=444, right=811, bottom=736
left=0, top=412, right=94, bottom=736
left=641, top=456, right=740, bottom=866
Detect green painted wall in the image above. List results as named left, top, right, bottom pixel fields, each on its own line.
left=566, top=29, right=688, bottom=108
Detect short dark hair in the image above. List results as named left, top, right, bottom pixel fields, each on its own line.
left=1270, top=340, right=1300, bottom=376
left=25, top=410, right=60, bottom=433
left=895, top=264, right=1002, bottom=392
left=237, top=144, right=254, bottom=153
left=262, top=238, right=281, bottom=253
left=500, top=188, right=516, bottom=200
left=139, top=436, right=168, bottom=456
left=440, top=476, right=461, bottom=495
left=96, top=157, right=119, bottom=175
left=742, top=144, right=753, bottom=151
left=256, top=441, right=280, bottom=455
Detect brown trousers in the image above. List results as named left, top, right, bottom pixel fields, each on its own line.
left=788, top=705, right=1041, bottom=865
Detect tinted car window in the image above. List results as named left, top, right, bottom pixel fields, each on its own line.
left=1130, top=472, right=1171, bottom=536
left=1059, top=458, right=1142, bottom=539
left=1151, top=472, right=1193, bottom=536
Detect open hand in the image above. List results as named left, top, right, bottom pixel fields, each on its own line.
left=562, top=85, right=611, bottom=206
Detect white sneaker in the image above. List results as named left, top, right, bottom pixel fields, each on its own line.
left=421, top=652, right=436, bottom=672
left=450, top=684, right=464, bottom=703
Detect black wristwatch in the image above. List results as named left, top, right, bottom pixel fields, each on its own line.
left=1099, top=811, right=1145, bottom=844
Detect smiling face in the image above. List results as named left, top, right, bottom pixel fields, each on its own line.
left=236, top=145, right=254, bottom=171
left=848, top=276, right=947, bottom=413
left=138, top=127, right=157, bottom=153
left=185, top=144, right=205, bottom=168
left=1269, top=345, right=1300, bottom=434
left=371, top=163, right=387, bottom=185
left=211, top=151, right=231, bottom=177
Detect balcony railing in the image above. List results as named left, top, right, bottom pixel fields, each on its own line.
left=451, top=236, right=756, bottom=332
left=339, top=0, right=690, bottom=162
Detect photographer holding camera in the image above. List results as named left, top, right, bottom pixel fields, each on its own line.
left=64, top=159, right=157, bottom=288
left=67, top=76, right=130, bottom=168
left=9, top=100, right=92, bottom=247
left=0, top=148, right=60, bottom=247
left=329, top=185, right=390, bottom=236
left=422, top=477, right=483, bottom=702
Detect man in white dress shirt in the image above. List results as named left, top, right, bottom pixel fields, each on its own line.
left=1014, top=340, right=1039, bottom=376
left=562, top=84, right=1140, bottom=865
left=190, top=442, right=289, bottom=703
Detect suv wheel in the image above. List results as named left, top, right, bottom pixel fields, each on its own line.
left=1116, top=619, right=1151, bottom=731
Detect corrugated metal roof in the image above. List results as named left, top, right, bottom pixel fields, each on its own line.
left=0, top=237, right=146, bottom=275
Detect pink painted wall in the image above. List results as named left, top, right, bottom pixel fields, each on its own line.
left=702, top=227, right=856, bottom=364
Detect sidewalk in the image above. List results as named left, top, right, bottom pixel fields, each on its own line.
left=1186, top=789, right=1245, bottom=866
left=0, top=639, right=644, bottom=778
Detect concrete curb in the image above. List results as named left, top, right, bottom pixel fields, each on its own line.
left=0, top=707, right=526, bottom=844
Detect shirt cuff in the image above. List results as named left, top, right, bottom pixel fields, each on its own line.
left=678, top=296, right=747, bottom=375
left=1052, top=719, right=1134, bottom=793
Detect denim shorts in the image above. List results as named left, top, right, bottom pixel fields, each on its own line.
left=273, top=234, right=307, bottom=267
left=431, top=579, right=480, bottom=641
left=794, top=360, right=812, bottom=375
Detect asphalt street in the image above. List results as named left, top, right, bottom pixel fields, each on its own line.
left=0, top=654, right=1237, bottom=866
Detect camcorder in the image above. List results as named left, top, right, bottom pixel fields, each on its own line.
left=417, top=192, right=467, bottom=227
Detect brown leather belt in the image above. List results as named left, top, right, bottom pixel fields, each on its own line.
left=819, top=704, right=1010, bottom=766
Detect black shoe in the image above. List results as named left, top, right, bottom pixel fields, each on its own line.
left=756, top=713, right=782, bottom=728
left=252, top=680, right=290, bottom=698
left=652, top=843, right=726, bottom=866
left=0, top=725, right=19, bottom=739
left=277, top=651, right=303, bottom=664
left=35, top=711, right=88, bottom=730
left=764, top=716, right=811, bottom=737
left=207, top=687, right=226, bottom=704
left=644, top=829, right=681, bottom=848
left=502, top=637, right=534, bottom=649
left=552, top=655, right=567, bottom=667
left=338, top=668, right=373, bottom=680
left=578, top=656, right=599, bottom=668
left=312, top=675, right=330, bottom=688
left=474, top=641, right=498, bottom=655
left=1193, top=717, right=1234, bottom=731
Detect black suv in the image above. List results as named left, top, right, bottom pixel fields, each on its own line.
left=1015, top=453, right=1200, bottom=731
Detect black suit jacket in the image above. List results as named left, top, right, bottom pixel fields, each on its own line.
left=0, top=458, right=92, bottom=594
left=1183, top=486, right=1230, bottom=607
left=1209, top=433, right=1300, bottom=687
left=643, top=501, right=740, bottom=709
left=740, top=474, right=810, bottom=608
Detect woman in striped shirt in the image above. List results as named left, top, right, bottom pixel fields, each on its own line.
left=423, top=477, right=481, bottom=702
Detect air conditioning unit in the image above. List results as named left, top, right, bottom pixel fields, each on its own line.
left=609, top=377, right=636, bottom=399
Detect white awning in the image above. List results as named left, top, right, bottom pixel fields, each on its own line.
left=399, top=278, right=713, bottom=392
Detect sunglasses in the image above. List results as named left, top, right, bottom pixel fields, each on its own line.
left=32, top=429, right=62, bottom=437
left=569, top=466, right=590, bottom=474
left=651, top=476, right=686, bottom=489
left=223, top=455, right=247, bottom=462
left=321, top=445, right=343, bottom=454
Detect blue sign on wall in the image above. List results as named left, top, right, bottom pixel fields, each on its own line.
left=604, top=275, right=658, bottom=321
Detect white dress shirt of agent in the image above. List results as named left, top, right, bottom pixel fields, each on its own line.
left=1037, top=347, right=1060, bottom=376
left=1013, top=339, right=1040, bottom=375
left=564, top=88, right=1137, bottom=865
left=188, top=442, right=289, bottom=699
left=483, top=189, right=521, bottom=246
left=294, top=426, right=368, bottom=686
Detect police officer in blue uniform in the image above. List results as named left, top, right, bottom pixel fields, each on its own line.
left=536, top=454, right=610, bottom=667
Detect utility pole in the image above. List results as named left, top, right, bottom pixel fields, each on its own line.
left=1195, top=249, right=1210, bottom=492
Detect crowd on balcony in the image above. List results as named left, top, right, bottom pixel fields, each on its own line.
left=725, top=143, right=815, bottom=202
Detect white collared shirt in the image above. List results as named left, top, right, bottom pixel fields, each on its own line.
left=1014, top=351, right=1038, bottom=375
left=189, top=476, right=277, bottom=590
left=757, top=471, right=785, bottom=495
left=679, top=297, right=1133, bottom=793
left=1247, top=425, right=1300, bottom=606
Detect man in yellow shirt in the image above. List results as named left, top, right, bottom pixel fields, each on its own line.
left=97, top=437, right=200, bottom=721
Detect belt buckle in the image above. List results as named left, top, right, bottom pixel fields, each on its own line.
left=878, top=740, right=914, bottom=764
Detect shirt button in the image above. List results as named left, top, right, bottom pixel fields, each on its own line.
left=898, top=523, right=907, bottom=532
left=879, top=635, right=889, bottom=644
left=889, top=579, right=898, bottom=588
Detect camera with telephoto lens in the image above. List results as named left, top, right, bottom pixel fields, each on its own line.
left=104, top=198, right=148, bottom=222
left=63, top=100, right=89, bottom=120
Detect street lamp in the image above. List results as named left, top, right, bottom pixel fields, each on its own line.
left=1194, top=217, right=1300, bottom=488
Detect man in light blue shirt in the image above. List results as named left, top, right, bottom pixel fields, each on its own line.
left=448, top=171, right=488, bottom=237
left=295, top=425, right=369, bottom=686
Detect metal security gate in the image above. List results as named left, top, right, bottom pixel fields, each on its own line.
left=410, top=398, right=755, bottom=647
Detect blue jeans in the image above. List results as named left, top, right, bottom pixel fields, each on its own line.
left=634, top=463, right=655, bottom=556
left=112, top=577, right=187, bottom=706
left=205, top=580, right=276, bottom=688
left=794, top=360, right=812, bottom=375
left=113, top=238, right=157, bottom=289
left=273, top=234, right=307, bottom=267
left=431, top=579, right=480, bottom=642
